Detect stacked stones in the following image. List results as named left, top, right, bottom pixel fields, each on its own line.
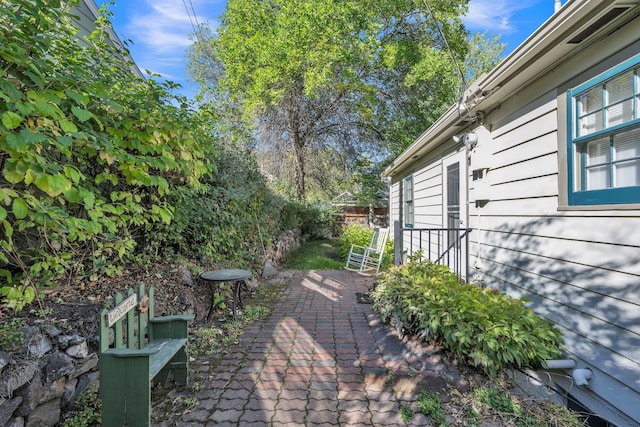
left=271, top=229, right=302, bottom=263
left=0, top=323, right=98, bottom=426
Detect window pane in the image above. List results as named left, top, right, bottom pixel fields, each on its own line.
left=587, top=165, right=610, bottom=190
left=614, top=127, right=640, bottom=160
left=584, top=137, right=610, bottom=190
left=579, top=112, right=603, bottom=136
left=579, top=88, right=603, bottom=115
left=404, top=176, right=413, bottom=225
left=606, top=99, right=633, bottom=127
left=606, top=71, right=633, bottom=104
left=613, top=127, right=640, bottom=187
left=404, top=178, right=413, bottom=201
left=615, top=159, right=640, bottom=187
left=578, top=88, right=604, bottom=136
left=587, top=138, right=610, bottom=165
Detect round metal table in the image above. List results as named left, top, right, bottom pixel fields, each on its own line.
left=200, top=269, right=252, bottom=320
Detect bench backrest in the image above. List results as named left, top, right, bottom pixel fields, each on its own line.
left=99, top=283, right=155, bottom=353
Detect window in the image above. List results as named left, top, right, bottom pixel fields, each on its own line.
left=403, top=175, right=414, bottom=227
left=567, top=54, right=640, bottom=205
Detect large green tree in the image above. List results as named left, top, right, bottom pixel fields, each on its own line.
left=188, top=0, right=470, bottom=200
left=465, top=31, right=506, bottom=83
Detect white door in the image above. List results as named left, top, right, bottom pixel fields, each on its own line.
left=442, top=151, right=468, bottom=280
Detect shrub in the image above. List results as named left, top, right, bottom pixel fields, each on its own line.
left=297, top=202, right=338, bottom=239
left=276, top=200, right=337, bottom=239
left=371, top=258, right=564, bottom=377
left=0, top=1, right=208, bottom=310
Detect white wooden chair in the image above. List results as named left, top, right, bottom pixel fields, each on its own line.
left=345, top=227, right=389, bottom=275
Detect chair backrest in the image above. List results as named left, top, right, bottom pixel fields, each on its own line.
left=370, top=228, right=389, bottom=254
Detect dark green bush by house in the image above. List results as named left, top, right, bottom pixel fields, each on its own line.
left=371, top=258, right=564, bottom=377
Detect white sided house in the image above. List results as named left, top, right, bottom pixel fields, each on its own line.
left=383, top=1, right=640, bottom=425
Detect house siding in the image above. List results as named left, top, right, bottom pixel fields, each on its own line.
left=386, top=2, right=640, bottom=425
left=473, top=72, right=640, bottom=425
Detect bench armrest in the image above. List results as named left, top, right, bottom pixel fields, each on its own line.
left=150, top=314, right=195, bottom=323
left=103, top=347, right=160, bottom=358
left=149, top=314, right=194, bottom=340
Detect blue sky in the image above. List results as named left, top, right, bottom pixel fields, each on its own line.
left=106, top=0, right=562, bottom=101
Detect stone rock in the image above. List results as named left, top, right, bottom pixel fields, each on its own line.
left=70, top=353, right=98, bottom=379
left=65, top=341, right=89, bottom=359
left=270, top=229, right=302, bottom=262
left=14, top=375, right=43, bottom=417
left=44, top=325, right=63, bottom=339
left=39, top=377, right=66, bottom=404
left=25, top=397, right=60, bottom=427
left=65, top=372, right=99, bottom=411
left=0, top=361, right=38, bottom=398
left=22, top=327, right=52, bottom=358
left=178, top=265, right=194, bottom=287
left=61, top=378, right=78, bottom=409
left=0, top=396, right=23, bottom=427
left=44, top=351, right=74, bottom=383
left=0, top=351, right=11, bottom=373
left=75, top=371, right=99, bottom=398
left=6, top=416, right=25, bottom=427
left=56, top=335, right=84, bottom=351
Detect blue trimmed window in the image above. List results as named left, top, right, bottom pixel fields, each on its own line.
left=567, top=54, right=640, bottom=205
left=403, top=175, right=414, bottom=227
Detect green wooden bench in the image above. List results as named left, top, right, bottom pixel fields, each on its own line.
left=99, top=284, right=194, bottom=426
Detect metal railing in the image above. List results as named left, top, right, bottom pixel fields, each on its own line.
left=393, top=221, right=471, bottom=281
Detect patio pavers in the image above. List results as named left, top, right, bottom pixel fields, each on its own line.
left=152, top=269, right=468, bottom=426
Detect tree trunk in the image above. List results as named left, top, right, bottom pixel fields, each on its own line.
left=293, top=132, right=305, bottom=199
left=287, top=92, right=306, bottom=199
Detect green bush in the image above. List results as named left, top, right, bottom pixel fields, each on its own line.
left=0, top=1, right=209, bottom=310
left=276, top=200, right=337, bottom=239
left=143, top=140, right=280, bottom=270
left=297, top=202, right=338, bottom=239
left=371, top=258, right=563, bottom=377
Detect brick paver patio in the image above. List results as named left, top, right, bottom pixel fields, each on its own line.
left=152, top=270, right=469, bottom=426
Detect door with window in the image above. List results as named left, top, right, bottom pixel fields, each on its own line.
left=443, top=152, right=467, bottom=279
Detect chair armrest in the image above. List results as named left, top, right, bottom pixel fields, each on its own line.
left=349, top=244, right=368, bottom=250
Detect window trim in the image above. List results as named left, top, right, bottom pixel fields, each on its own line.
left=567, top=52, right=640, bottom=206
left=403, top=174, right=414, bottom=228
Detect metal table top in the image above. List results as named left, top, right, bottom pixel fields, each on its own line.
left=200, top=268, right=252, bottom=282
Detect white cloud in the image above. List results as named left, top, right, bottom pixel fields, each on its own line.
left=126, top=0, right=198, bottom=53
left=120, top=0, right=222, bottom=79
left=462, top=0, right=541, bottom=34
